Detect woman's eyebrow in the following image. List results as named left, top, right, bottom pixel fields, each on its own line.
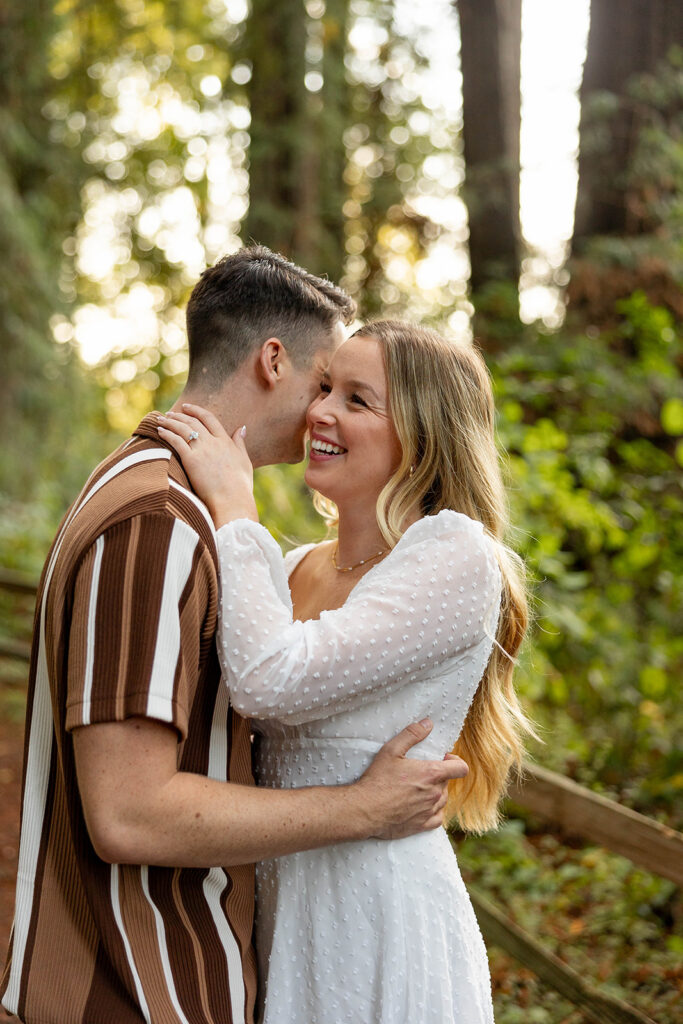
left=321, top=369, right=381, bottom=402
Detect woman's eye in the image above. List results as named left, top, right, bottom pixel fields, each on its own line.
left=350, top=393, right=367, bottom=407
left=319, top=381, right=332, bottom=394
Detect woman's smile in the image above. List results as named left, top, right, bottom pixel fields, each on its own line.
left=309, top=432, right=348, bottom=459
left=304, top=336, right=402, bottom=507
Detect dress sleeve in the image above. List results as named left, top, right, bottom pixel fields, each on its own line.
left=65, top=513, right=215, bottom=739
left=215, top=512, right=501, bottom=724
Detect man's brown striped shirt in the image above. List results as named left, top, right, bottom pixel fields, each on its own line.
left=1, top=416, right=257, bottom=1024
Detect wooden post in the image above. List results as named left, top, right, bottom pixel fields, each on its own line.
left=509, top=765, right=683, bottom=886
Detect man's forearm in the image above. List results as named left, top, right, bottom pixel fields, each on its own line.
left=96, top=771, right=374, bottom=867
left=75, top=717, right=372, bottom=866
left=74, top=716, right=464, bottom=867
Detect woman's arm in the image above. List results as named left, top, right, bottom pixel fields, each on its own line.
left=155, top=405, right=501, bottom=725
left=216, top=513, right=501, bottom=724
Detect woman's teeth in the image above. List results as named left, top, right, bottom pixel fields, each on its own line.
left=311, top=439, right=346, bottom=454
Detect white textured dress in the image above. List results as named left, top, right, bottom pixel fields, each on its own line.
left=214, top=509, right=500, bottom=1024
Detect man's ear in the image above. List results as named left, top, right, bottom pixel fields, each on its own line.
left=256, top=337, right=288, bottom=390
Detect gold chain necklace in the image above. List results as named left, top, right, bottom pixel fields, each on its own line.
left=332, top=543, right=388, bottom=573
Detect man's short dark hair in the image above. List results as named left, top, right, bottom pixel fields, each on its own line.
left=185, top=245, right=356, bottom=385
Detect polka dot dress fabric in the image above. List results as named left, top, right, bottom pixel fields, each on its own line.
left=215, top=510, right=500, bottom=1023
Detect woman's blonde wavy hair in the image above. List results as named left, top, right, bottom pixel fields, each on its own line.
left=314, top=320, right=535, bottom=832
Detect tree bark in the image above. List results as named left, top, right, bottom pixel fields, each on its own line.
left=456, top=0, right=521, bottom=291
left=574, top=0, right=683, bottom=244
left=315, top=0, right=351, bottom=282
left=243, top=0, right=308, bottom=261
left=244, top=0, right=350, bottom=280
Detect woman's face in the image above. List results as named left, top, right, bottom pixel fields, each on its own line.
left=304, top=335, right=403, bottom=510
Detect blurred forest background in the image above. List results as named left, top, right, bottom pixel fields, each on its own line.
left=0, top=0, right=682, bottom=1020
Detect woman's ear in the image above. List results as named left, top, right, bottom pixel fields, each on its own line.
left=257, top=337, right=286, bottom=389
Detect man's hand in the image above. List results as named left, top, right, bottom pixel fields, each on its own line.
left=73, top=716, right=467, bottom=867
left=354, top=719, right=468, bottom=840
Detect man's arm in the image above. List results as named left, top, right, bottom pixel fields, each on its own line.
left=73, top=716, right=467, bottom=867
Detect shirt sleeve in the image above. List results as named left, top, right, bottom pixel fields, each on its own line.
left=215, top=511, right=501, bottom=725
left=65, top=512, right=215, bottom=739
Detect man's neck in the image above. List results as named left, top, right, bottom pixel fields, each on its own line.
left=170, top=381, right=273, bottom=468
left=170, top=383, right=240, bottom=433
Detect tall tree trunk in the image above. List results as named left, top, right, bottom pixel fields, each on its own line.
left=292, top=0, right=351, bottom=280
left=574, top=0, right=683, bottom=245
left=244, top=0, right=350, bottom=280
left=243, top=0, right=308, bottom=261
left=0, top=0, right=87, bottom=496
left=456, top=0, right=521, bottom=292
left=315, top=0, right=351, bottom=283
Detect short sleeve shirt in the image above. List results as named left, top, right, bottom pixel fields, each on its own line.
left=1, top=415, right=257, bottom=1024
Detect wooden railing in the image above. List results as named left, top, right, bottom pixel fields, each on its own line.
left=1, top=570, right=678, bottom=1022
left=0, top=569, right=35, bottom=661
left=508, top=765, right=682, bottom=887
left=466, top=764, right=682, bottom=1024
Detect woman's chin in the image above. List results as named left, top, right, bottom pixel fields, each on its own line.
left=305, top=465, right=330, bottom=493
left=304, top=465, right=343, bottom=504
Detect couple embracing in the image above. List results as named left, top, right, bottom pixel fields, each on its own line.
left=1, top=246, right=532, bottom=1024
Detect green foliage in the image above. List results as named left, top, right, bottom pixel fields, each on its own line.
left=476, top=287, right=683, bottom=817
left=0, top=0, right=93, bottom=498
left=253, top=464, right=327, bottom=548
left=464, top=282, right=683, bottom=823
left=0, top=7, right=681, bottom=1020
left=457, top=823, right=682, bottom=1022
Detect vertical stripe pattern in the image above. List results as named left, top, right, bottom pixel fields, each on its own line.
left=1, top=416, right=256, bottom=1024
left=82, top=534, right=105, bottom=725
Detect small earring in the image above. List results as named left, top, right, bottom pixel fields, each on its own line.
left=409, top=464, right=415, bottom=476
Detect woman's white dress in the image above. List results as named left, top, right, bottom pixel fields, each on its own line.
left=214, top=509, right=500, bottom=1024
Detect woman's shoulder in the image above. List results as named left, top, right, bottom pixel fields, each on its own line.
left=349, top=510, right=500, bottom=603
left=385, top=509, right=500, bottom=582
left=397, top=508, right=489, bottom=551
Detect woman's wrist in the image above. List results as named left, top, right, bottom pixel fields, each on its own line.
left=209, top=498, right=259, bottom=529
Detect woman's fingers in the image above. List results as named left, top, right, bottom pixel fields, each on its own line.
left=157, top=412, right=201, bottom=441
left=181, top=404, right=226, bottom=437
left=158, top=411, right=241, bottom=453
left=157, top=425, right=189, bottom=452
left=231, top=424, right=248, bottom=451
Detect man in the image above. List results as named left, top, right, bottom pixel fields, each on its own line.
left=1, top=246, right=467, bottom=1024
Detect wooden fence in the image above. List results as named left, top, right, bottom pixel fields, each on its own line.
left=467, top=763, right=682, bottom=1024
left=1, top=569, right=678, bottom=1023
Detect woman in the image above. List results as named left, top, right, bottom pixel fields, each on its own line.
left=158, top=321, right=533, bottom=1024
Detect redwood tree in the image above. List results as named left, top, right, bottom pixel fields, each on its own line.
left=574, top=0, right=683, bottom=244
left=456, top=0, right=521, bottom=291
left=243, top=0, right=349, bottom=280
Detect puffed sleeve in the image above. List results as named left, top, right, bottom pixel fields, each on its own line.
left=215, top=510, right=502, bottom=725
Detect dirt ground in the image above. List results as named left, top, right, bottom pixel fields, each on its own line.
left=0, top=714, right=22, bottom=1023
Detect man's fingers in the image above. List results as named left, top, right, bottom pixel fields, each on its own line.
left=379, top=719, right=433, bottom=759
left=434, top=789, right=448, bottom=813
left=421, top=809, right=447, bottom=832
left=433, top=756, right=468, bottom=782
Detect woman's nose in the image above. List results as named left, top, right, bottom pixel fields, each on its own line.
left=308, top=393, right=336, bottom=424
